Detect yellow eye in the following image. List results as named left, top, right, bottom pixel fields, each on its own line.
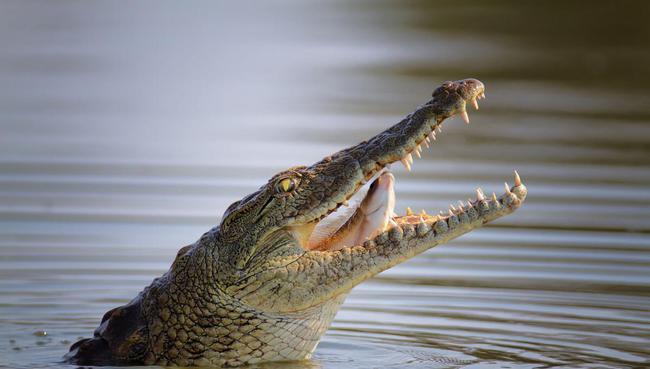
left=276, top=178, right=296, bottom=193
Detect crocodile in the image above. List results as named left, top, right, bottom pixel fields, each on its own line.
left=64, top=78, right=527, bottom=367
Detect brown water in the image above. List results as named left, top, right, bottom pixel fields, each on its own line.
left=1, top=1, right=649, bottom=368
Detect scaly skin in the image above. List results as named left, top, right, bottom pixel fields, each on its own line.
left=64, top=78, right=527, bottom=367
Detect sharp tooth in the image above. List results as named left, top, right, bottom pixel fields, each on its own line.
left=400, top=157, right=411, bottom=171
left=436, top=125, right=442, bottom=133
left=492, top=192, right=498, bottom=202
left=514, top=170, right=522, bottom=186
left=461, top=110, right=470, bottom=124
left=414, top=145, right=421, bottom=158
left=420, top=209, right=427, bottom=216
left=431, top=131, right=437, bottom=141
left=476, top=188, right=485, bottom=201
left=504, top=182, right=512, bottom=194
left=387, top=219, right=398, bottom=230
left=406, top=153, right=413, bottom=165
left=406, top=207, right=414, bottom=216
left=448, top=210, right=454, bottom=217
left=424, top=136, right=430, bottom=147
left=419, top=215, right=425, bottom=223
left=450, top=204, right=457, bottom=211
left=481, top=92, right=486, bottom=99
left=457, top=201, right=465, bottom=210
left=471, top=99, right=479, bottom=110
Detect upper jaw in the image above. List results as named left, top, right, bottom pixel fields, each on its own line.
left=293, top=78, right=486, bottom=230
left=354, top=78, right=486, bottom=174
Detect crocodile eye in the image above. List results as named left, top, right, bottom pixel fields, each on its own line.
left=276, top=178, right=297, bottom=193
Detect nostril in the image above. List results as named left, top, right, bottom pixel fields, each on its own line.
left=448, top=78, right=486, bottom=101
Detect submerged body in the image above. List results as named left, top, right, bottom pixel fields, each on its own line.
left=65, top=79, right=527, bottom=367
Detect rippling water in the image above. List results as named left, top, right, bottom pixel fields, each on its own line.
left=1, top=1, right=649, bottom=369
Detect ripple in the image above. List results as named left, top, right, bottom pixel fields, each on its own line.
left=1, top=1, right=649, bottom=369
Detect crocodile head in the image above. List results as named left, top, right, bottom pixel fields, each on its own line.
left=216, top=78, right=527, bottom=313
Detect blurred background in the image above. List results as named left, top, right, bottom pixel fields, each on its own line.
left=1, top=1, right=649, bottom=368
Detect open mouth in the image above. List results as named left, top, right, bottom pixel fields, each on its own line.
left=302, top=82, right=526, bottom=252
left=307, top=171, right=396, bottom=251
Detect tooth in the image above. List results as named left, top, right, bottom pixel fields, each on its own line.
left=458, top=201, right=465, bottom=209
left=437, top=125, right=442, bottom=133
left=448, top=210, right=454, bottom=217
left=406, top=153, right=413, bottom=165
left=406, top=207, right=414, bottom=216
left=419, top=215, right=425, bottom=223
left=420, top=209, right=427, bottom=216
left=481, top=92, right=486, bottom=99
left=504, top=182, right=511, bottom=194
left=476, top=188, right=485, bottom=201
left=414, top=145, right=421, bottom=158
left=471, top=99, right=479, bottom=110
left=387, top=219, right=398, bottom=230
left=424, top=136, right=430, bottom=147
left=491, top=192, right=497, bottom=202
left=514, top=170, right=522, bottom=186
left=461, top=110, right=470, bottom=124
left=400, top=157, right=411, bottom=171
left=431, top=131, right=437, bottom=141
left=416, top=218, right=429, bottom=236
left=450, top=204, right=457, bottom=211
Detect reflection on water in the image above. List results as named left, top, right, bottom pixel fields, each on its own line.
left=1, top=1, right=649, bottom=368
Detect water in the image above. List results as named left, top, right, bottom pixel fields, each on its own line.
left=1, top=1, right=649, bottom=368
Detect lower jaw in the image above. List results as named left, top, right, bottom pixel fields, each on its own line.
left=307, top=171, right=527, bottom=252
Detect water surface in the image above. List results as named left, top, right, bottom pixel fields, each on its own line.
left=1, top=1, right=649, bottom=369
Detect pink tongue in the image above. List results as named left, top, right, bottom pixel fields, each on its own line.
left=308, top=172, right=395, bottom=250
left=354, top=172, right=395, bottom=244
